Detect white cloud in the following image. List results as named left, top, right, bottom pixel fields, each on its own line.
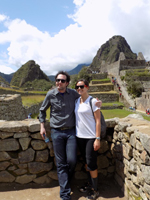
left=0, top=0, right=150, bottom=75
left=73, top=0, right=85, bottom=7
left=0, top=14, right=8, bottom=22
left=118, top=0, right=144, bottom=14
left=110, top=0, right=150, bottom=60
left=0, top=65, right=15, bottom=74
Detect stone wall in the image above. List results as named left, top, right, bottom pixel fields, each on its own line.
left=120, top=60, right=146, bottom=70
left=0, top=94, right=42, bottom=121
left=142, top=81, right=150, bottom=92
left=0, top=119, right=115, bottom=185
left=106, top=60, right=120, bottom=77
left=88, top=92, right=119, bottom=102
left=0, top=115, right=150, bottom=199
left=88, top=84, right=114, bottom=92
left=112, top=115, right=150, bottom=199
left=91, top=73, right=107, bottom=79
left=136, top=92, right=150, bottom=112
left=0, top=94, right=26, bottom=120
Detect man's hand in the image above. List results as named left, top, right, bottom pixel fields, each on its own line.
left=95, top=97, right=102, bottom=108
left=40, top=123, right=46, bottom=140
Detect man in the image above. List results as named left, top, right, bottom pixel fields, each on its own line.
left=39, top=71, right=101, bottom=200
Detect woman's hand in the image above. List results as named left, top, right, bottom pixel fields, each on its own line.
left=93, top=139, right=100, bottom=151
left=95, top=97, right=102, bottom=108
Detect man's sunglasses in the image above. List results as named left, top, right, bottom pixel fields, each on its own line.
left=75, top=85, right=87, bottom=89
left=56, top=79, right=66, bottom=83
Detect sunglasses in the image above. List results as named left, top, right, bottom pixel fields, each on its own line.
left=56, top=79, right=66, bottom=83
left=75, top=85, right=87, bottom=89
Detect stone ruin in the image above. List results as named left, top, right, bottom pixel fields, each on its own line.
left=0, top=94, right=42, bottom=121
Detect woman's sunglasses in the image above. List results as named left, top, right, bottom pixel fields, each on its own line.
left=56, top=79, right=66, bottom=83
left=75, top=85, right=87, bottom=89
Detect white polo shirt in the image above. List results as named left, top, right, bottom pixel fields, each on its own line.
left=75, top=96, right=100, bottom=139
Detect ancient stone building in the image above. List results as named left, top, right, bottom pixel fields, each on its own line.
left=104, top=52, right=146, bottom=77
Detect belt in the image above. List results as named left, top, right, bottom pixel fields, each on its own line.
left=57, top=126, right=74, bottom=130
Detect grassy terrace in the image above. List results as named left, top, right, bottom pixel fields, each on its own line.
left=21, top=95, right=45, bottom=107
left=102, top=102, right=124, bottom=106
left=31, top=108, right=150, bottom=122
left=92, top=78, right=111, bottom=82
left=0, top=86, right=47, bottom=95
left=21, top=97, right=149, bottom=122
left=89, top=90, right=117, bottom=94
left=1, top=86, right=150, bottom=121
left=89, top=83, right=113, bottom=86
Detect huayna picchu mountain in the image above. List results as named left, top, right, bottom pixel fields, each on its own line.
left=90, top=35, right=137, bottom=70
left=10, top=60, right=52, bottom=90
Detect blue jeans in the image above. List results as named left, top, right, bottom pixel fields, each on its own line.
left=51, top=127, right=77, bottom=200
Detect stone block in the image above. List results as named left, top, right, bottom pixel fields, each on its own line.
left=19, top=137, right=31, bottom=150
left=48, top=170, right=58, bottom=181
left=0, top=171, right=15, bottom=182
left=35, top=149, right=49, bottom=162
left=31, top=140, right=47, bottom=150
left=0, top=152, right=11, bottom=161
left=28, top=162, right=53, bottom=174
left=18, top=148, right=35, bottom=163
left=15, top=174, right=36, bottom=184
left=0, top=138, right=19, bottom=151
left=97, top=155, right=109, bottom=169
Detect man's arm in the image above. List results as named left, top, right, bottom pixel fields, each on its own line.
left=39, top=92, right=51, bottom=139
left=40, top=122, right=46, bottom=140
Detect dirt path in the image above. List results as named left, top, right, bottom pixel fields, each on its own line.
left=0, top=178, right=126, bottom=200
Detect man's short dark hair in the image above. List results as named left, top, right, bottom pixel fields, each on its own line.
left=55, top=71, right=70, bottom=83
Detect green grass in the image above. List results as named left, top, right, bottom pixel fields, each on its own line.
left=101, top=109, right=133, bottom=119
left=21, top=95, right=45, bottom=107
left=102, top=102, right=124, bottom=106
left=102, top=109, right=150, bottom=121
left=0, top=86, right=48, bottom=95
left=22, top=96, right=150, bottom=122
left=32, top=108, right=150, bottom=122
left=92, top=78, right=110, bottom=82
left=142, top=115, right=150, bottom=121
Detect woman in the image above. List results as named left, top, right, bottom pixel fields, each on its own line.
left=75, top=79, right=101, bottom=200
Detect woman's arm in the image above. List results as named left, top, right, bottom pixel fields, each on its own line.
left=95, top=98, right=102, bottom=108
left=93, top=109, right=101, bottom=151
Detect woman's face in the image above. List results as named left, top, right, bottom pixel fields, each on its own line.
left=75, top=81, right=89, bottom=96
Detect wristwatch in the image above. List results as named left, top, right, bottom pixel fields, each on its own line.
left=96, top=137, right=101, bottom=140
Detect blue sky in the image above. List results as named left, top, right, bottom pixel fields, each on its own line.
left=0, top=0, right=150, bottom=75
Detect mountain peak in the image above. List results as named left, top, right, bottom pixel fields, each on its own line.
left=10, top=60, right=50, bottom=87
left=90, top=35, right=137, bottom=70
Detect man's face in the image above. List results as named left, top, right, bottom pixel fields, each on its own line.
left=56, top=74, right=68, bottom=92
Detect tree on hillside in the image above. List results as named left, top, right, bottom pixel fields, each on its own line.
left=127, top=80, right=143, bottom=98
left=69, top=67, right=92, bottom=88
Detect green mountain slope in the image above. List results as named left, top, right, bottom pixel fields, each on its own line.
left=90, top=35, right=137, bottom=70
left=10, top=60, right=52, bottom=90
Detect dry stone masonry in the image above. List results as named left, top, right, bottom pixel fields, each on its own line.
left=0, top=114, right=150, bottom=199
left=0, top=94, right=42, bottom=121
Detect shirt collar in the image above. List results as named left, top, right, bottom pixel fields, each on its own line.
left=53, top=87, right=70, bottom=95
